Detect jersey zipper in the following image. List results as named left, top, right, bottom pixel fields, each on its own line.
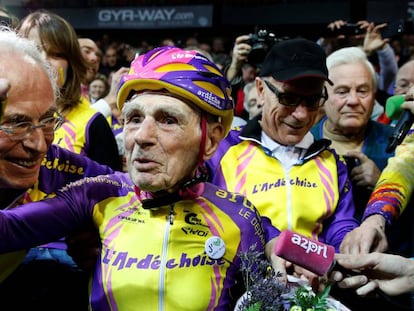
left=158, top=203, right=175, bottom=311
left=284, top=167, right=292, bottom=231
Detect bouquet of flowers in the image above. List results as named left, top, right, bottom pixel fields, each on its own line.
left=235, top=244, right=348, bottom=311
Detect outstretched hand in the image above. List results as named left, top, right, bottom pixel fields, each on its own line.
left=333, top=252, right=414, bottom=296
left=266, top=238, right=326, bottom=292
left=326, top=20, right=367, bottom=40
left=340, top=214, right=388, bottom=254
left=362, top=21, right=389, bottom=54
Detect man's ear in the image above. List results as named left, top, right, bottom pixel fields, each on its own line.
left=255, top=77, right=266, bottom=108
left=203, top=122, right=225, bottom=161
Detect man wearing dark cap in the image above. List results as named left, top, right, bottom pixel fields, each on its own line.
left=206, top=38, right=359, bottom=280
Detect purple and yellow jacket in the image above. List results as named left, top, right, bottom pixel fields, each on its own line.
left=363, top=127, right=414, bottom=224
left=0, top=144, right=113, bottom=282
left=0, top=173, right=276, bottom=310
left=206, top=117, right=359, bottom=252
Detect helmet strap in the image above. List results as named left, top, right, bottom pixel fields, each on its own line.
left=197, top=113, right=207, bottom=166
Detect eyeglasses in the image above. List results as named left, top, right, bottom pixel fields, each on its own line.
left=264, top=80, right=327, bottom=110
left=0, top=112, right=64, bottom=141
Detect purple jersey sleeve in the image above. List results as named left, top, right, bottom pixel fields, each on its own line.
left=38, top=144, right=114, bottom=194
left=319, top=153, right=360, bottom=252
left=0, top=172, right=129, bottom=253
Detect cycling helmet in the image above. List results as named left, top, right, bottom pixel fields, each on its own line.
left=117, top=46, right=234, bottom=135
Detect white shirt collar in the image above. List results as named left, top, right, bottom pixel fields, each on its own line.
left=261, top=131, right=314, bottom=151
left=261, top=131, right=315, bottom=168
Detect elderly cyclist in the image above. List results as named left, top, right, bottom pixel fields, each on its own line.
left=0, top=46, right=279, bottom=310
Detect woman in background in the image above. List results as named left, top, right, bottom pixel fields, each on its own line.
left=17, top=10, right=121, bottom=171
left=88, top=74, right=109, bottom=104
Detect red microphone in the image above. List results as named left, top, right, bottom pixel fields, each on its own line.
left=273, top=230, right=335, bottom=276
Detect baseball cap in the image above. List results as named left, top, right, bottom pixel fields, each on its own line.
left=259, top=38, right=333, bottom=85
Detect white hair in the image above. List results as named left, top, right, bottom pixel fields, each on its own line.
left=326, top=46, right=378, bottom=91
left=0, top=27, right=59, bottom=98
left=243, top=81, right=256, bottom=112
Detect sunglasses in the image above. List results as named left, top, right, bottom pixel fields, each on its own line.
left=264, top=80, right=327, bottom=110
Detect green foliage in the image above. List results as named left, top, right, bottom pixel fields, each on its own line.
left=237, top=244, right=336, bottom=311
left=289, top=284, right=333, bottom=311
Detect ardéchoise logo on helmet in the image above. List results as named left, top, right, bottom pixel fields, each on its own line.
left=170, top=51, right=197, bottom=60
left=197, top=90, right=221, bottom=108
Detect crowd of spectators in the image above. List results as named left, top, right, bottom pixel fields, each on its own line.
left=69, top=23, right=414, bottom=121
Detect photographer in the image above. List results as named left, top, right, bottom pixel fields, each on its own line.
left=226, top=31, right=277, bottom=120
left=226, top=34, right=252, bottom=83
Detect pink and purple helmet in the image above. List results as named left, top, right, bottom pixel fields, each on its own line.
left=117, top=46, right=234, bottom=135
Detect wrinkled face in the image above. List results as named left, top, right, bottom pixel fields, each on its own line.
left=123, top=93, right=201, bottom=192
left=325, top=62, right=375, bottom=135
left=89, top=79, right=106, bottom=100
left=78, top=38, right=100, bottom=83
left=258, top=77, right=325, bottom=145
left=0, top=52, right=56, bottom=189
left=26, top=27, right=68, bottom=87
left=394, top=62, right=414, bottom=95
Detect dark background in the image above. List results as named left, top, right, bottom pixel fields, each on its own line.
left=5, top=0, right=414, bottom=48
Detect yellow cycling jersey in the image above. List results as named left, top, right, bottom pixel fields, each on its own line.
left=208, top=122, right=359, bottom=251
left=53, top=97, right=99, bottom=155
left=0, top=173, right=271, bottom=310
left=215, top=140, right=341, bottom=239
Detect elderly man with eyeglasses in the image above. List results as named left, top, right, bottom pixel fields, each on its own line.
left=207, top=38, right=359, bottom=283
left=0, top=30, right=114, bottom=310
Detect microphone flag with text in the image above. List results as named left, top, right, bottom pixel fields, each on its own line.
left=273, top=230, right=335, bottom=276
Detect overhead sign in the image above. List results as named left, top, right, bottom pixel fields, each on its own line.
left=51, top=5, right=213, bottom=29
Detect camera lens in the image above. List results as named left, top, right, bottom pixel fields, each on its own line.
left=246, top=30, right=277, bottom=67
